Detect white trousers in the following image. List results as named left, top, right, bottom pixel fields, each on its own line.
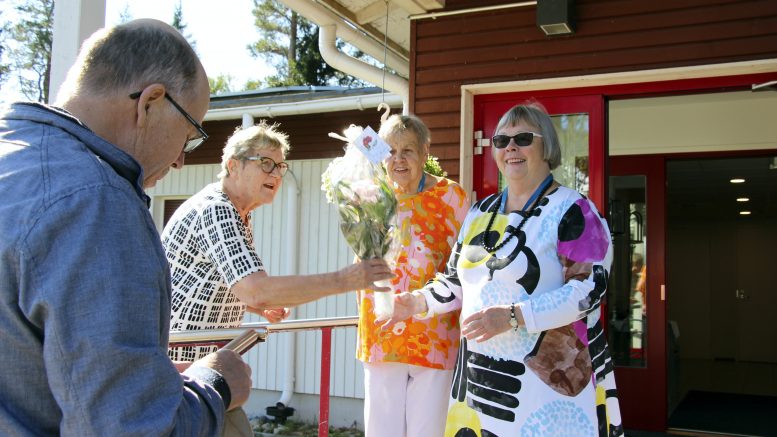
left=363, top=362, right=453, bottom=437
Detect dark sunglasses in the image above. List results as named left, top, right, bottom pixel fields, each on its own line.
left=245, top=156, right=289, bottom=176
left=492, top=131, right=543, bottom=149
left=129, top=91, right=209, bottom=153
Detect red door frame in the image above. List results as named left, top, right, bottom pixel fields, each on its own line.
left=610, top=155, right=667, bottom=431
left=471, top=71, right=777, bottom=431
left=474, top=94, right=606, bottom=210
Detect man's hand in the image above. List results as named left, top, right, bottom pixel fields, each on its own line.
left=191, top=350, right=252, bottom=411
left=339, top=258, right=394, bottom=291
left=376, top=291, right=427, bottom=327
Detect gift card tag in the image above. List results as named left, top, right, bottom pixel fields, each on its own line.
left=354, top=126, right=391, bottom=164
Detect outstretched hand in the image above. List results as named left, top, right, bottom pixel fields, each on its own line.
left=260, top=307, right=290, bottom=323
left=341, top=258, right=394, bottom=291
left=375, top=291, right=427, bottom=328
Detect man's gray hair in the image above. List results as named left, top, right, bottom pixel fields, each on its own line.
left=494, top=102, right=562, bottom=170
left=64, top=22, right=199, bottom=98
left=218, top=121, right=291, bottom=180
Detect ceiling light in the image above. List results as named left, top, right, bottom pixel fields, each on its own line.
left=730, top=178, right=745, bottom=183
left=736, top=197, right=750, bottom=202
left=739, top=211, right=751, bottom=215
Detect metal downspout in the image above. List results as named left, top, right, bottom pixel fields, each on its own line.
left=241, top=113, right=299, bottom=409
left=279, top=0, right=408, bottom=77
left=318, top=24, right=409, bottom=114
left=277, top=167, right=301, bottom=408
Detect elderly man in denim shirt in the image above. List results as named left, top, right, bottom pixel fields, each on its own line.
left=0, top=19, right=251, bottom=435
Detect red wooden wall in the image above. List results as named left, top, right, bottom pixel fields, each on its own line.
left=189, top=107, right=398, bottom=165
left=411, top=0, right=777, bottom=180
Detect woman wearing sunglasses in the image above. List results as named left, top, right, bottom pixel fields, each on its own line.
left=381, top=103, right=624, bottom=436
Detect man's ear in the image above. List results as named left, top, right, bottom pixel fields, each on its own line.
left=134, top=84, right=167, bottom=129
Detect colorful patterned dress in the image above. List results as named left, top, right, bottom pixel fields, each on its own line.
left=357, top=178, right=469, bottom=369
left=421, top=185, right=624, bottom=437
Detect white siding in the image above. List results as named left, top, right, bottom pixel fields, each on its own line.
left=149, top=160, right=364, bottom=398
left=145, top=164, right=222, bottom=232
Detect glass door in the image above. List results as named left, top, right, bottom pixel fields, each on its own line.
left=609, top=155, right=667, bottom=431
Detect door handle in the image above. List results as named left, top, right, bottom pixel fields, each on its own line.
left=735, top=289, right=748, bottom=300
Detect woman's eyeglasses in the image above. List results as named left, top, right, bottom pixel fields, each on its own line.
left=491, top=131, right=543, bottom=149
left=245, top=156, right=289, bottom=176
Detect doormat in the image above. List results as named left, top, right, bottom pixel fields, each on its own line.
left=668, top=391, right=777, bottom=436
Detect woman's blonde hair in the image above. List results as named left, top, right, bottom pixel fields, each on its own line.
left=378, top=114, right=430, bottom=151
left=218, top=121, right=290, bottom=180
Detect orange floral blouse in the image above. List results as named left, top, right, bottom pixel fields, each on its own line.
left=357, top=177, right=469, bottom=369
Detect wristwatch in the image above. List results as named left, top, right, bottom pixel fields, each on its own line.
left=509, top=303, right=519, bottom=331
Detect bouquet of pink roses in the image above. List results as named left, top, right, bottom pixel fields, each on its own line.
left=322, top=125, right=398, bottom=317
left=321, top=125, right=397, bottom=260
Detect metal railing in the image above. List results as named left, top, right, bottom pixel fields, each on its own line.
left=169, top=316, right=360, bottom=437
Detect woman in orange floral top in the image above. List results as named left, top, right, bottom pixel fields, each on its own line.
left=357, top=114, right=469, bottom=437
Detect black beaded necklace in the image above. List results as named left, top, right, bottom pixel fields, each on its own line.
left=481, top=176, right=554, bottom=253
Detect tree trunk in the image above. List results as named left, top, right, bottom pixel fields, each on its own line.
left=289, top=11, right=297, bottom=75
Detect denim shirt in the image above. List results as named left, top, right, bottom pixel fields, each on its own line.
left=0, top=103, right=227, bottom=436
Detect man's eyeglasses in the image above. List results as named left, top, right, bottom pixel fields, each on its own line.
left=245, top=156, right=289, bottom=177
left=129, top=91, right=209, bottom=153
left=492, top=131, right=543, bottom=149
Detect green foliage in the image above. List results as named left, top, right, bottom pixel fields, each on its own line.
left=4, top=0, right=53, bottom=102
left=243, top=79, right=264, bottom=91
left=248, top=0, right=365, bottom=87
left=170, top=1, right=196, bottom=51
left=209, top=74, right=234, bottom=95
left=425, top=155, right=447, bottom=177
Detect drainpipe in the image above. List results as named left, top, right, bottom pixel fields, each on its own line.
left=240, top=112, right=299, bottom=409
left=318, top=24, right=409, bottom=114
left=242, top=113, right=254, bottom=128
left=280, top=0, right=408, bottom=77
left=279, top=0, right=409, bottom=114
left=277, top=167, right=300, bottom=409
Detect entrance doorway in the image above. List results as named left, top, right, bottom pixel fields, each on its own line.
left=665, top=155, right=777, bottom=436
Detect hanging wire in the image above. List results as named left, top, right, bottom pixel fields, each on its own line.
left=378, top=0, right=391, bottom=123
left=382, top=0, right=389, bottom=102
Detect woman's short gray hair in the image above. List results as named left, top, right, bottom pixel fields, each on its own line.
left=494, top=102, right=562, bottom=170
left=218, top=121, right=290, bottom=180
left=378, top=114, right=431, bottom=150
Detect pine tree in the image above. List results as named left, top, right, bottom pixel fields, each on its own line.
left=3, top=0, right=54, bottom=102
left=171, top=1, right=196, bottom=51
left=209, top=74, right=234, bottom=95
left=247, top=0, right=363, bottom=88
